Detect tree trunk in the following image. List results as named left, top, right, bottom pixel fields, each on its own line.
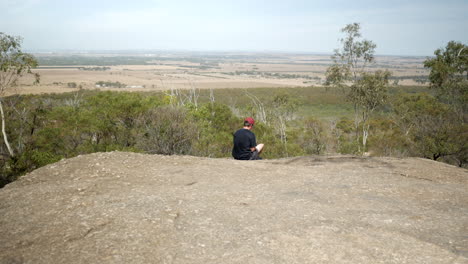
left=0, top=99, right=14, bottom=157
left=362, top=124, right=369, bottom=151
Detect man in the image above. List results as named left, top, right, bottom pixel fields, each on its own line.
left=232, top=117, right=264, bottom=160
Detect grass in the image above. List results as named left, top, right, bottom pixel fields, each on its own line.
left=190, top=85, right=430, bottom=120
left=27, top=84, right=431, bottom=122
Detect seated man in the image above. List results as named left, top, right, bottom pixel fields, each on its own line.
left=232, top=117, right=264, bottom=160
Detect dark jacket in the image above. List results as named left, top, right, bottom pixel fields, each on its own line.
left=232, top=128, right=256, bottom=160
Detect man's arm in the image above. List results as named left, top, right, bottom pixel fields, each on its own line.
left=250, top=132, right=257, bottom=152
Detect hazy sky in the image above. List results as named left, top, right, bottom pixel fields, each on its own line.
left=1, top=0, right=467, bottom=56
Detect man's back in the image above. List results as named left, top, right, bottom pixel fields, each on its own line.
left=232, top=128, right=256, bottom=160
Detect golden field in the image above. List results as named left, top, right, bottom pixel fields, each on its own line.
left=13, top=53, right=430, bottom=95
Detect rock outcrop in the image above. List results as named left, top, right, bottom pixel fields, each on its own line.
left=1, top=152, right=467, bottom=263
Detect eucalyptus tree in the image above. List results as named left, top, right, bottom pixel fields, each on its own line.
left=423, top=41, right=467, bottom=166
left=325, top=23, right=390, bottom=152
left=424, top=41, right=467, bottom=120
left=0, top=33, right=39, bottom=157
left=325, top=23, right=376, bottom=87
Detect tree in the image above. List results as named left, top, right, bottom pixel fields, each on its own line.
left=349, top=70, right=391, bottom=148
left=301, top=117, right=327, bottom=155
left=325, top=23, right=376, bottom=87
left=423, top=41, right=467, bottom=121
left=392, top=93, right=467, bottom=166
left=422, top=41, right=467, bottom=166
left=0, top=33, right=39, bottom=157
left=136, top=106, right=197, bottom=155
left=325, top=23, right=389, bottom=152
left=270, top=92, right=298, bottom=147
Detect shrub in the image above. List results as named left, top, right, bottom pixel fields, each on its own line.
left=136, top=106, right=197, bottom=155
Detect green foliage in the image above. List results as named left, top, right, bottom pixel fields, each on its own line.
left=193, top=103, right=239, bottom=132
left=325, top=64, right=348, bottom=87
left=325, top=23, right=390, bottom=153
left=419, top=41, right=467, bottom=166
left=335, top=117, right=360, bottom=154
left=325, top=22, right=376, bottom=85
left=365, top=118, right=408, bottom=157
left=0, top=91, right=168, bottom=187
left=424, top=41, right=467, bottom=119
left=336, top=117, right=354, bottom=133
left=190, top=102, right=240, bottom=157
left=299, top=117, right=327, bottom=154
left=0, top=33, right=39, bottom=92
left=392, top=93, right=467, bottom=165
left=349, top=70, right=391, bottom=113
left=338, top=139, right=361, bottom=154
left=0, top=81, right=465, bottom=188
left=136, top=106, right=197, bottom=155
left=0, top=32, right=40, bottom=158
left=424, top=41, right=467, bottom=90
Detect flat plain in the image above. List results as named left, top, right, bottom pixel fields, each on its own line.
left=13, top=52, right=430, bottom=95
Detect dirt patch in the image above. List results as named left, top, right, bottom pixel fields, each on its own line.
left=1, top=152, right=466, bottom=263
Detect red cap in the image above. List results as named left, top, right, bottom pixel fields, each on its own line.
left=244, top=117, right=255, bottom=125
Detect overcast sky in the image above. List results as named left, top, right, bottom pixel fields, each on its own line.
left=1, top=0, right=467, bottom=56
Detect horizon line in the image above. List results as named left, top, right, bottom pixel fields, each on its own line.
left=25, top=49, right=433, bottom=58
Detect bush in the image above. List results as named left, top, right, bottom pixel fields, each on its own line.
left=298, top=118, right=328, bottom=155
left=189, top=102, right=240, bottom=157
left=391, top=93, right=467, bottom=166
left=136, top=106, right=197, bottom=155
left=67, top=82, right=77, bottom=88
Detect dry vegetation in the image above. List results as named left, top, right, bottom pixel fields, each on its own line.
left=12, top=52, right=429, bottom=95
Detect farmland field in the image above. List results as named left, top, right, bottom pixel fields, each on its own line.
left=12, top=51, right=430, bottom=95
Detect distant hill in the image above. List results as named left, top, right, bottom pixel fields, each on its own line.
left=1, top=152, right=466, bottom=263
